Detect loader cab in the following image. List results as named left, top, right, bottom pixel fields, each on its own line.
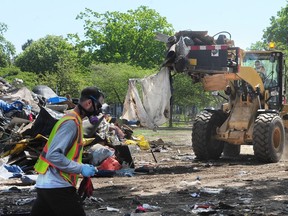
left=242, top=51, right=284, bottom=110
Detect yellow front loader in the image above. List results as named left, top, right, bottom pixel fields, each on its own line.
left=162, top=31, right=287, bottom=163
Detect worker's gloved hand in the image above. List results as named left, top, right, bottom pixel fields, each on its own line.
left=81, top=164, right=96, bottom=177
left=78, top=177, right=94, bottom=201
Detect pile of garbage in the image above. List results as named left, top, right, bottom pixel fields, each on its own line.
left=0, top=78, right=149, bottom=181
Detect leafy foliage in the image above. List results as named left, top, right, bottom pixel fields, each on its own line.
left=35, top=58, right=90, bottom=97
left=69, top=6, right=174, bottom=68
left=172, top=73, right=214, bottom=109
left=21, top=39, right=34, bottom=51
left=87, top=62, right=155, bottom=104
left=15, top=35, right=78, bottom=74
left=0, top=66, right=38, bottom=89
left=248, top=41, right=267, bottom=51
left=263, top=4, right=288, bottom=51
left=0, top=23, right=16, bottom=67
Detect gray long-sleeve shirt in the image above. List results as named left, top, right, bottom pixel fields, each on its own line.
left=36, top=120, right=83, bottom=188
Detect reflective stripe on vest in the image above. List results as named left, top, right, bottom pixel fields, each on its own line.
left=34, top=111, right=83, bottom=187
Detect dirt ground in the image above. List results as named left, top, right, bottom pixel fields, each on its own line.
left=1, top=128, right=288, bottom=216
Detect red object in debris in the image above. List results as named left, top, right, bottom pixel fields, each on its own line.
left=98, top=156, right=122, bottom=171
left=78, top=177, right=94, bottom=201
left=136, top=205, right=146, bottom=213
left=195, top=204, right=210, bottom=209
left=29, top=113, right=33, bottom=122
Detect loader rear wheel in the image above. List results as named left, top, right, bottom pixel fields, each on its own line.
left=253, top=113, right=285, bottom=163
left=192, top=111, right=225, bottom=160
left=223, top=143, right=241, bottom=158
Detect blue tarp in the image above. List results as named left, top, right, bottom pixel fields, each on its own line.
left=0, top=100, right=24, bottom=113
left=47, top=96, right=68, bottom=104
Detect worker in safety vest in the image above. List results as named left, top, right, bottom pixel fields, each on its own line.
left=30, top=86, right=104, bottom=216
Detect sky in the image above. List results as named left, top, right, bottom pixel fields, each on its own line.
left=1, top=0, right=287, bottom=54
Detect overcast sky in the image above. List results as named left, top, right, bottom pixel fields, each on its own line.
left=1, top=0, right=287, bottom=54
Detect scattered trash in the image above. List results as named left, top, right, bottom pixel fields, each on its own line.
left=179, top=180, right=201, bottom=188
left=135, top=203, right=161, bottom=213
left=115, top=168, right=134, bottom=177
left=98, top=156, right=122, bottom=171
left=238, top=170, right=248, bottom=176
left=98, top=206, right=120, bottom=212
left=88, top=144, right=115, bottom=166
left=2, top=186, right=22, bottom=193
left=15, top=197, right=36, bottom=206
left=217, top=201, right=235, bottom=209
left=125, top=212, right=162, bottom=216
left=190, top=192, right=200, bottom=198
left=200, top=187, right=223, bottom=194
left=171, top=155, right=194, bottom=161
left=89, top=196, right=104, bottom=203
left=191, top=203, right=217, bottom=214
left=204, top=163, right=213, bottom=167
left=132, top=135, right=150, bottom=150
left=130, top=186, right=137, bottom=191
left=142, top=203, right=161, bottom=211
left=0, top=164, right=16, bottom=179
left=239, top=197, right=252, bottom=204
left=136, top=205, right=146, bottom=213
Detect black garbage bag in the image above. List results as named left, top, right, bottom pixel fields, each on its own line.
left=23, top=106, right=63, bottom=137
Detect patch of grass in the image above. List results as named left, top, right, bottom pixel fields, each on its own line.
left=132, top=127, right=192, bottom=146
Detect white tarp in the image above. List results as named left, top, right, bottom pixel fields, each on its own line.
left=122, top=67, right=171, bottom=129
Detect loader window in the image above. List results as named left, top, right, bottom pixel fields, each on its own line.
left=264, top=62, right=278, bottom=88
left=243, top=53, right=279, bottom=89
left=243, top=51, right=284, bottom=109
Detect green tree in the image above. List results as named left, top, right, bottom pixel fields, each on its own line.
left=15, top=35, right=78, bottom=74
left=36, top=56, right=90, bottom=97
left=248, top=41, right=267, bottom=51
left=0, top=66, right=39, bottom=89
left=262, top=4, right=288, bottom=50
left=87, top=62, right=155, bottom=104
left=172, top=73, right=214, bottom=109
left=69, top=6, right=174, bottom=68
left=0, top=22, right=16, bottom=67
left=21, top=39, right=34, bottom=51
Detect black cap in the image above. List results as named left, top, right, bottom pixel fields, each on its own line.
left=80, top=87, right=103, bottom=101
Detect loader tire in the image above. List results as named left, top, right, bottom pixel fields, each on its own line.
left=223, top=143, right=241, bottom=157
left=192, top=111, right=225, bottom=160
left=253, top=113, right=285, bottom=163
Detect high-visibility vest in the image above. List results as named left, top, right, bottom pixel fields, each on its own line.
left=34, top=111, right=83, bottom=187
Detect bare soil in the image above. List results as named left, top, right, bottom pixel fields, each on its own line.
left=1, top=128, right=288, bottom=216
